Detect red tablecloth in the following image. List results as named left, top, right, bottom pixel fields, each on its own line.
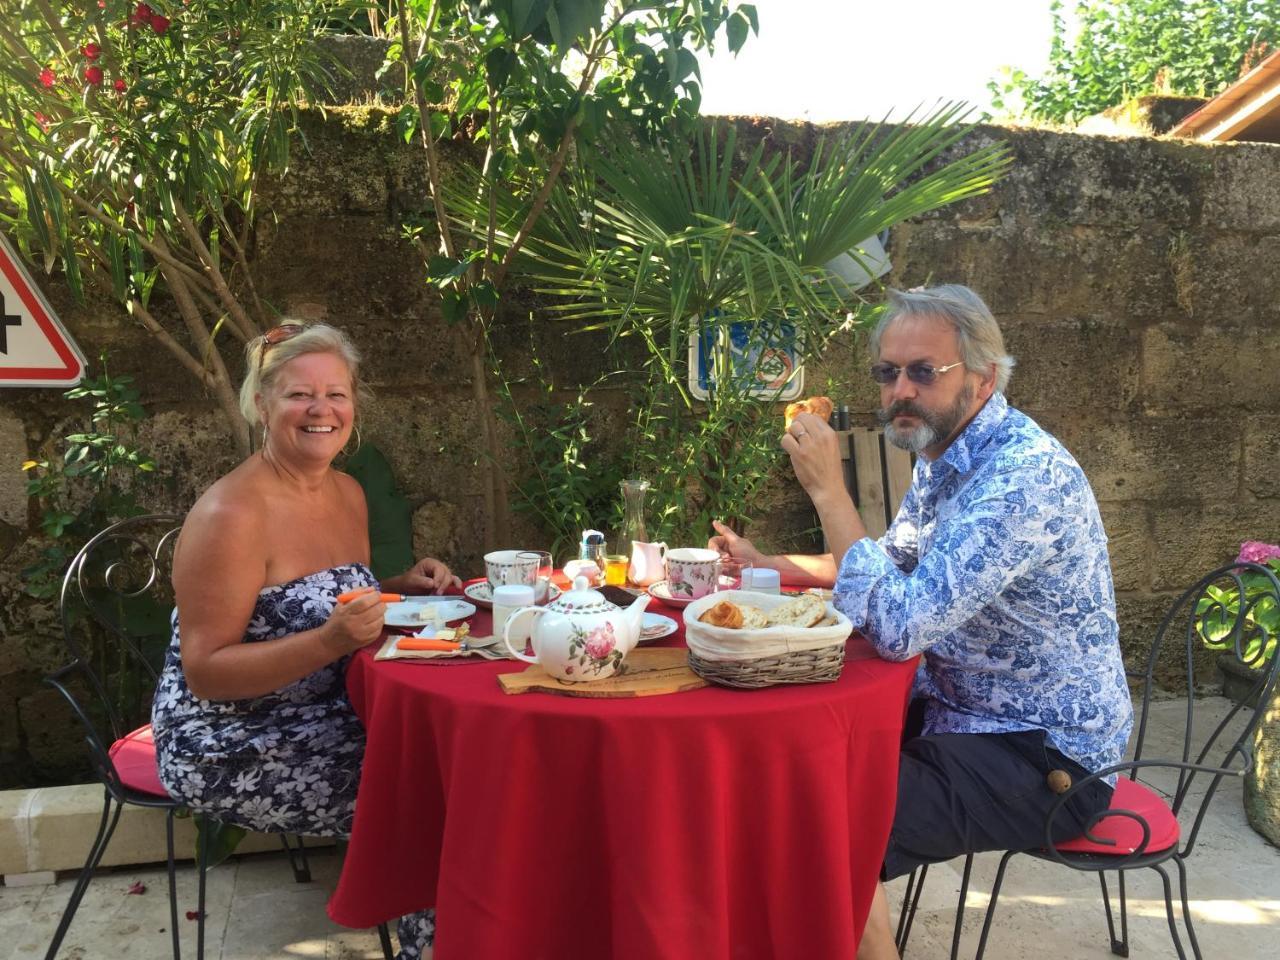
left=328, top=592, right=917, bottom=959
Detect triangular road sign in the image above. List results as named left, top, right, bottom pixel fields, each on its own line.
left=0, top=232, right=86, bottom=388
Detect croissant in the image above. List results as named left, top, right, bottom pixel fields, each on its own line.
left=699, top=601, right=743, bottom=629
left=784, top=396, right=834, bottom=429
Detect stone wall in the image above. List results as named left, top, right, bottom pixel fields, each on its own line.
left=2, top=108, right=1279, bottom=784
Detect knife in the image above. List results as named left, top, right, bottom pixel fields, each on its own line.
left=337, top=590, right=405, bottom=604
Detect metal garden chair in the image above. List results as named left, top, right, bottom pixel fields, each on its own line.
left=895, top=560, right=1280, bottom=959
left=43, top=514, right=394, bottom=960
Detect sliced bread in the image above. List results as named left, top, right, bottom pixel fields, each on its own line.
left=740, top=605, right=770, bottom=629
left=765, top=593, right=828, bottom=628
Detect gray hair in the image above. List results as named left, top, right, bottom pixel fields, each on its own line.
left=869, top=285, right=1015, bottom=393
left=238, top=322, right=369, bottom=427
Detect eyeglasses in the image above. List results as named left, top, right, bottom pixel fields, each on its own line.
left=257, top=323, right=305, bottom=374
left=869, top=360, right=965, bottom=386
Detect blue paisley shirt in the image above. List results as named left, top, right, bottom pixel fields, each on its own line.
left=834, top=393, right=1133, bottom=778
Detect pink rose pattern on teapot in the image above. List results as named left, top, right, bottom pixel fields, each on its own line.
left=568, top=621, right=624, bottom=677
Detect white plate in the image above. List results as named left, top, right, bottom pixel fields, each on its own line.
left=384, top=598, right=476, bottom=628
left=463, top=580, right=562, bottom=610
left=647, top=580, right=706, bottom=608
left=638, top=612, right=678, bottom=644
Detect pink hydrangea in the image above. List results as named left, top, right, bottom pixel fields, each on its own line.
left=1236, top=541, right=1280, bottom=565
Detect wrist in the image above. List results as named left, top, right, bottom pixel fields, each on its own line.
left=810, top=487, right=855, bottom=517
left=317, top=621, right=344, bottom=657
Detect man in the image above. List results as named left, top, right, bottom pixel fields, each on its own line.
left=710, top=285, right=1132, bottom=960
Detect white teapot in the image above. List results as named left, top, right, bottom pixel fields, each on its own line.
left=503, top=576, right=650, bottom=682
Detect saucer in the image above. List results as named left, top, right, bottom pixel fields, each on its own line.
left=384, top=598, right=476, bottom=628
left=646, top=580, right=707, bottom=608
left=638, top=612, right=678, bottom=644
left=464, top=580, right=561, bottom=610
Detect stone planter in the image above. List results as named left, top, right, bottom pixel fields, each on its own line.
left=1219, top=653, right=1280, bottom=847
left=1218, top=651, right=1265, bottom=709
left=1244, top=689, right=1280, bottom=848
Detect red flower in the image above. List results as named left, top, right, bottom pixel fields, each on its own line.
left=82, top=43, right=101, bottom=61
left=85, top=66, right=104, bottom=86
left=134, top=3, right=154, bottom=22
left=39, top=68, right=56, bottom=88
left=114, top=78, right=128, bottom=93
left=151, top=14, right=170, bottom=34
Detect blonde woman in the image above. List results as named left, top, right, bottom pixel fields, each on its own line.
left=152, top=323, right=452, bottom=957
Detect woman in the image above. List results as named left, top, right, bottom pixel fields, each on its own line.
left=152, top=322, right=452, bottom=958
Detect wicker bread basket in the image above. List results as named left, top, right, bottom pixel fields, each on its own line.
left=682, top=590, right=852, bottom=689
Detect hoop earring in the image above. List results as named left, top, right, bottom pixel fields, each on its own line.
left=343, top=424, right=362, bottom=457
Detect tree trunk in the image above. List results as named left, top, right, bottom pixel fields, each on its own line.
left=468, top=320, right=503, bottom=550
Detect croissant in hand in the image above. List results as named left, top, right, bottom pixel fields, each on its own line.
left=784, top=396, right=834, bottom=429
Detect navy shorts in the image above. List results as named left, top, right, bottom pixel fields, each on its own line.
left=881, top=700, right=1114, bottom=880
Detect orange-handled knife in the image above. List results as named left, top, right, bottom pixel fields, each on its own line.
left=337, top=589, right=404, bottom=604
left=396, top=638, right=462, bottom=652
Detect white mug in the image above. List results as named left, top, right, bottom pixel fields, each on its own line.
left=628, top=540, right=668, bottom=587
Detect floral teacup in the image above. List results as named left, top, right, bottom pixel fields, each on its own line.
left=665, top=547, right=720, bottom=600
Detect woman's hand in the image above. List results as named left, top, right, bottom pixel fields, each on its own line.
left=387, top=557, right=462, bottom=595
left=321, top=588, right=386, bottom=655
left=708, top=519, right=767, bottom=566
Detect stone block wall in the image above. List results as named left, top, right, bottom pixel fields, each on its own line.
left=1, top=108, right=1278, bottom=784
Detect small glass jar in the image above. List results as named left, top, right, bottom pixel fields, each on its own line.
left=741, top=568, right=781, bottom=595
left=493, top=584, right=536, bottom=645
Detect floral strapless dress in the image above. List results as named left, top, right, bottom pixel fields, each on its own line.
left=151, top=563, right=434, bottom=957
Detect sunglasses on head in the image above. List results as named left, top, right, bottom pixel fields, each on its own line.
left=257, top=323, right=305, bottom=374
left=869, top=360, right=964, bottom=386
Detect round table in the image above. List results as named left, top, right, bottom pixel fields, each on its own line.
left=328, top=593, right=917, bottom=959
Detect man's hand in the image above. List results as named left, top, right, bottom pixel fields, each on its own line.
left=781, top=412, right=847, bottom=509
left=389, top=557, right=462, bottom=595
left=708, top=519, right=767, bottom=566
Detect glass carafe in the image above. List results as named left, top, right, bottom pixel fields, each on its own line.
left=617, top=479, right=650, bottom=555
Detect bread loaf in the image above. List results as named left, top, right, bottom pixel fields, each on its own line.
left=784, top=396, right=834, bottom=429
left=765, top=593, right=828, bottom=628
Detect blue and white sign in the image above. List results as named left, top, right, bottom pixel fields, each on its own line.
left=688, top=316, right=803, bottom=402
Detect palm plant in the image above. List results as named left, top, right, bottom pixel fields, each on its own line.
left=452, top=105, right=1011, bottom=543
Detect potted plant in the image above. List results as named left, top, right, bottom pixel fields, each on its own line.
left=1196, top=542, right=1280, bottom=846
left=1198, top=542, right=1280, bottom=707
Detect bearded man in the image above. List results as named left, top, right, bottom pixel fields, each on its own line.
left=709, top=285, right=1133, bottom=960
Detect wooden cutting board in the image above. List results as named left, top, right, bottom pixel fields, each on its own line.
left=497, top=647, right=707, bottom=698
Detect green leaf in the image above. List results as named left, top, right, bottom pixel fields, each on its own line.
left=441, top=290, right=469, bottom=324
left=396, top=103, right=420, bottom=144
left=485, top=48, right=516, bottom=89
left=548, top=0, right=605, bottom=51
left=726, top=12, right=750, bottom=55
left=471, top=280, right=500, bottom=310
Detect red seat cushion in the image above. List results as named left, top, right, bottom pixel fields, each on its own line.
left=108, top=724, right=171, bottom=798
left=1055, top=776, right=1180, bottom=855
